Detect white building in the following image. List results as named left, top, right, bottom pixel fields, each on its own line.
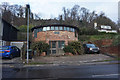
left=94, top=23, right=117, bottom=33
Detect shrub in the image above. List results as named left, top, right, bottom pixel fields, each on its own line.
left=63, top=41, right=84, bottom=55
left=63, top=45, right=74, bottom=54
left=31, top=41, right=49, bottom=56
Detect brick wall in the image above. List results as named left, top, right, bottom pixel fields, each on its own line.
left=33, top=31, right=78, bottom=45
left=93, top=39, right=120, bottom=56
left=94, top=39, right=113, bottom=47
left=101, top=45, right=120, bottom=56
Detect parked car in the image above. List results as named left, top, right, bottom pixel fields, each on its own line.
left=83, top=44, right=100, bottom=54
left=0, top=46, right=20, bottom=59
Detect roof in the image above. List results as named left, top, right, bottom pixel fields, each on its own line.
left=2, top=19, right=19, bottom=31
left=31, top=24, right=79, bottom=31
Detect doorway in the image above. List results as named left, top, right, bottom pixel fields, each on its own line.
left=49, top=41, right=65, bottom=55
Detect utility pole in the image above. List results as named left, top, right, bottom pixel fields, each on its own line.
left=26, top=4, right=30, bottom=64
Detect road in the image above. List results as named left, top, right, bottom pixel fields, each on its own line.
left=1, top=54, right=120, bottom=80
left=2, top=63, right=120, bottom=80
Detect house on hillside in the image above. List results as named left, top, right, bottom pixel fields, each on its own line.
left=94, top=23, right=117, bottom=33
left=31, top=24, right=79, bottom=55
left=0, top=18, right=19, bottom=46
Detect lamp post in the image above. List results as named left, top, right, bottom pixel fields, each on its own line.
left=26, top=4, right=30, bottom=64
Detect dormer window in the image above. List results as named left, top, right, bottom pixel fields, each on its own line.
left=47, top=27, right=50, bottom=31
left=67, top=27, right=69, bottom=31
left=59, top=26, right=63, bottom=30
left=64, top=27, right=67, bottom=31
left=55, top=27, right=59, bottom=30
left=51, top=26, right=54, bottom=30
left=43, top=27, right=47, bottom=31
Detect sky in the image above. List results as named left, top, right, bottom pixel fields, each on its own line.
left=0, top=0, right=119, bottom=23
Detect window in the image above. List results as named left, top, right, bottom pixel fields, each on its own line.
left=52, top=50, right=56, bottom=54
left=43, top=27, right=47, bottom=31
left=55, top=26, right=59, bottom=30
left=0, top=46, right=9, bottom=50
left=47, top=27, right=50, bottom=31
left=34, top=29, right=37, bottom=38
left=67, top=27, right=69, bottom=31
left=52, top=41, right=56, bottom=48
left=59, top=27, right=63, bottom=30
left=54, top=32, right=59, bottom=34
left=70, top=28, right=72, bottom=32
left=58, top=41, right=65, bottom=49
left=72, top=28, right=75, bottom=32
left=38, top=28, right=43, bottom=32
left=64, top=27, right=67, bottom=31
left=51, top=26, right=54, bottom=30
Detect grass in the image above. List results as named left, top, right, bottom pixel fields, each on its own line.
left=79, top=34, right=120, bottom=45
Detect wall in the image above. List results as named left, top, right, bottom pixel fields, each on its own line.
left=94, top=39, right=113, bottom=47
left=93, top=39, right=119, bottom=56
left=101, top=45, right=120, bottom=56
left=33, top=31, right=78, bottom=45
left=2, top=20, right=18, bottom=41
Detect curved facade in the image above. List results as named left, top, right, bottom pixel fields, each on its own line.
left=32, top=24, right=79, bottom=54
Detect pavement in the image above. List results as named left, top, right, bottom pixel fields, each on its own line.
left=24, top=54, right=116, bottom=66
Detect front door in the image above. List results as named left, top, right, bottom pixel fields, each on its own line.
left=49, top=41, right=65, bottom=55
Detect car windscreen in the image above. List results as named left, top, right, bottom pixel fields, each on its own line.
left=0, top=46, right=9, bottom=50
left=86, top=44, right=95, bottom=48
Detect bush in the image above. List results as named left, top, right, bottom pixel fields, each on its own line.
left=63, top=45, right=74, bottom=54
left=31, top=41, right=49, bottom=56
left=63, top=41, right=84, bottom=55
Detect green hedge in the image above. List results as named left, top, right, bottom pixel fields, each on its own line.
left=31, top=41, right=49, bottom=56
left=63, top=41, right=84, bottom=55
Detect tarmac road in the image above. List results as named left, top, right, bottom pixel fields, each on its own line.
left=1, top=54, right=120, bottom=80
left=2, top=63, right=120, bottom=80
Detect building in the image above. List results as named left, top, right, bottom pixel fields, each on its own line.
left=31, top=24, right=79, bottom=55
left=94, top=23, right=117, bottom=33
left=0, top=18, right=19, bottom=46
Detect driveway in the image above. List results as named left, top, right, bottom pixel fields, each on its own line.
left=30, top=54, right=115, bottom=66
left=1, top=54, right=116, bottom=67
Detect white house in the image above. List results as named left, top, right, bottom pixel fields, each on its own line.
left=94, top=23, right=117, bottom=33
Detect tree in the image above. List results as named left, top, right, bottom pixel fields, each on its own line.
left=17, top=25, right=34, bottom=32
left=93, top=12, right=117, bottom=29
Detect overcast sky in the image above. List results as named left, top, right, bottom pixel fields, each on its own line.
left=0, top=0, right=119, bottom=23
